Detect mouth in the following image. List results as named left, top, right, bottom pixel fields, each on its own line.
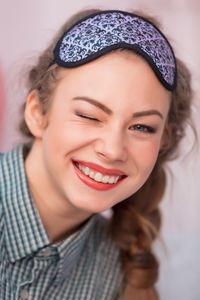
left=72, top=160, right=127, bottom=191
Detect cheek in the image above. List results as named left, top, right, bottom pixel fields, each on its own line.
left=133, top=139, right=161, bottom=171
left=42, top=117, right=96, bottom=155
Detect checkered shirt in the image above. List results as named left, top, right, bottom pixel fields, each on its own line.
left=0, top=145, right=122, bottom=299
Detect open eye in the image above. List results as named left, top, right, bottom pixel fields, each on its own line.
left=130, top=124, right=156, bottom=134
left=76, top=113, right=99, bottom=122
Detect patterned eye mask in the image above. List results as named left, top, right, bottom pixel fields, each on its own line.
left=53, top=10, right=177, bottom=90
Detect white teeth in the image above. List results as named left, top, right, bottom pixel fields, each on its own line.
left=77, top=163, right=121, bottom=184
left=102, top=175, right=109, bottom=183
left=94, top=172, right=103, bottom=182
left=89, top=171, right=95, bottom=179
left=84, top=167, right=90, bottom=175
left=108, top=176, right=115, bottom=184
left=78, top=164, right=83, bottom=171
left=114, top=176, right=119, bottom=183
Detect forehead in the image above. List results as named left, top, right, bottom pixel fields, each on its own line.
left=52, top=50, right=171, bottom=113
left=57, top=50, right=152, bottom=86
left=58, top=49, right=168, bottom=85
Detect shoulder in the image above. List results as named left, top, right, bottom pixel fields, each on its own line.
left=0, top=144, right=24, bottom=205
left=0, top=144, right=24, bottom=169
left=0, top=151, right=5, bottom=199
left=0, top=152, right=4, bottom=161
left=0, top=152, right=5, bottom=238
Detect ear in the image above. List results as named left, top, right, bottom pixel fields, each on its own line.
left=24, top=90, right=46, bottom=138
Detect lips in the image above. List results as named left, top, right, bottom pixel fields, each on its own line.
left=72, top=160, right=127, bottom=191
left=74, top=160, right=126, bottom=176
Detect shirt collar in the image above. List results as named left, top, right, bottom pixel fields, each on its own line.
left=1, top=145, right=50, bottom=262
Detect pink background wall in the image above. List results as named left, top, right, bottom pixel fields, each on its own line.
left=0, top=67, right=5, bottom=146
left=1, top=1, right=200, bottom=299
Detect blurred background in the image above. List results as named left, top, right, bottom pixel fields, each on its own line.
left=0, top=0, right=199, bottom=299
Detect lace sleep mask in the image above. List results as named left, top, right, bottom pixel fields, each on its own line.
left=53, top=10, right=177, bottom=91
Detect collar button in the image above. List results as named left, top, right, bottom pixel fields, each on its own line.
left=20, top=289, right=29, bottom=300
left=42, top=247, right=52, bottom=257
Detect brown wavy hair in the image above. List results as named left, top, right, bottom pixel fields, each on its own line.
left=19, top=9, right=193, bottom=300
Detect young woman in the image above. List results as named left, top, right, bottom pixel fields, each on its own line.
left=0, top=9, right=192, bottom=300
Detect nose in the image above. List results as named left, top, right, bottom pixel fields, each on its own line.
left=94, top=127, right=128, bottom=162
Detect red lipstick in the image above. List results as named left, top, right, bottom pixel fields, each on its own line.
left=72, top=161, right=127, bottom=191
left=74, top=160, right=126, bottom=176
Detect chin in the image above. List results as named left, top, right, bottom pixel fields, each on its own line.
left=69, top=192, right=129, bottom=214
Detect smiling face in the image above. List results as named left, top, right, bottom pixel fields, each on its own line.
left=25, top=51, right=171, bottom=214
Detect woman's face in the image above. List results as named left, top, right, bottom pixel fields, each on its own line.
left=30, top=51, right=171, bottom=213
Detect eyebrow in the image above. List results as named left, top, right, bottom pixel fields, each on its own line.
left=72, top=96, right=163, bottom=119
left=133, top=110, right=163, bottom=119
left=73, top=96, right=112, bottom=114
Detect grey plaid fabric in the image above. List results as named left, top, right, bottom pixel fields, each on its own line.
left=0, top=145, right=122, bottom=300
